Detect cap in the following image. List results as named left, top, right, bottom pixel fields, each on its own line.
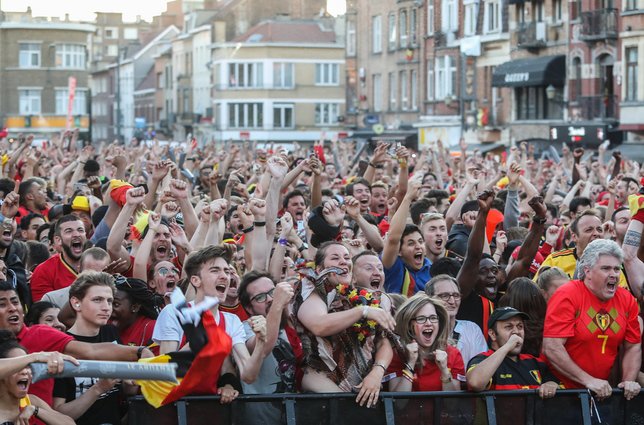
left=488, top=307, right=529, bottom=329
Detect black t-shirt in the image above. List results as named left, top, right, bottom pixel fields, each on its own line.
left=53, top=325, right=122, bottom=425
left=456, top=291, right=493, bottom=335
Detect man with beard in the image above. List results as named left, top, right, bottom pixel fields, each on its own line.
left=382, top=182, right=431, bottom=295
left=467, top=307, right=560, bottom=396
left=16, top=178, right=49, bottom=225
left=238, top=271, right=300, bottom=424
left=30, top=215, right=86, bottom=302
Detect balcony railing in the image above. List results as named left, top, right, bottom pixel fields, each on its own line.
left=517, top=21, right=547, bottom=49
left=580, top=8, right=618, bottom=40
left=128, top=389, right=644, bottom=425
left=579, top=95, right=618, bottom=120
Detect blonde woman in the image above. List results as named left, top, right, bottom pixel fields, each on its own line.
left=388, top=293, right=465, bottom=391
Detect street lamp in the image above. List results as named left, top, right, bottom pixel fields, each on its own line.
left=545, top=84, right=557, bottom=100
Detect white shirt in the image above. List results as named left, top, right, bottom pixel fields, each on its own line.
left=454, top=319, right=488, bottom=367
left=152, top=303, right=246, bottom=347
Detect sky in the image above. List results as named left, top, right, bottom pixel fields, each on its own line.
left=2, top=0, right=346, bottom=22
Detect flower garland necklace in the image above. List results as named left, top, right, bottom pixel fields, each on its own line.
left=336, top=284, right=381, bottom=342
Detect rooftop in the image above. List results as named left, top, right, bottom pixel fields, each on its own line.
left=233, top=19, right=336, bottom=44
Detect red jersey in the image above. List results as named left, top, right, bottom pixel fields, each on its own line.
left=16, top=205, right=49, bottom=225
left=16, top=325, right=74, bottom=406
left=219, top=303, right=249, bottom=322
left=389, top=345, right=465, bottom=391
left=30, top=254, right=78, bottom=302
left=119, top=316, right=156, bottom=348
left=543, top=279, right=641, bottom=389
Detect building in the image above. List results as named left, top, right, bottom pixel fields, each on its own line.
left=211, top=18, right=346, bottom=142
left=91, top=12, right=152, bottom=72
left=617, top=1, right=643, bottom=142
left=0, top=17, right=95, bottom=138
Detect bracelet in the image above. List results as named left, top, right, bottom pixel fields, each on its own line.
left=254, top=221, right=266, bottom=227
left=368, top=162, right=377, bottom=168
left=402, top=373, right=414, bottom=383
left=242, top=225, right=254, bottom=234
left=362, top=306, right=369, bottom=320
left=33, top=406, right=39, bottom=418
left=278, top=238, right=288, bottom=246
left=532, top=216, right=547, bottom=225
left=373, top=362, right=387, bottom=373
left=136, top=346, right=145, bottom=359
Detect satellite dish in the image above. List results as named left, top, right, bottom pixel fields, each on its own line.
left=372, top=124, right=384, bottom=135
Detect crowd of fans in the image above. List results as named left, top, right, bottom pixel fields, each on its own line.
left=0, top=130, right=641, bottom=424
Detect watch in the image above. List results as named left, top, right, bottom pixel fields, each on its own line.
left=298, top=243, right=309, bottom=252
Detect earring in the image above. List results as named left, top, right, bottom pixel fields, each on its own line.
left=75, top=304, right=80, bottom=308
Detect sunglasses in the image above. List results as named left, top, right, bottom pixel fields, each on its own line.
left=251, top=288, right=275, bottom=303
left=158, top=267, right=180, bottom=277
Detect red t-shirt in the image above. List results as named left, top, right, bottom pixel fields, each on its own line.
left=389, top=345, right=465, bottom=391
left=30, top=254, right=78, bottom=302
left=16, top=325, right=74, bottom=406
left=543, top=279, right=641, bottom=389
left=16, top=205, right=50, bottom=225
left=119, top=316, right=156, bottom=347
left=219, top=303, right=249, bottom=322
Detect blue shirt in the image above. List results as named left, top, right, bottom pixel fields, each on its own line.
left=383, top=256, right=432, bottom=294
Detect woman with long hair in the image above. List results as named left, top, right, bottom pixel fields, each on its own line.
left=0, top=330, right=75, bottom=425
left=110, top=276, right=160, bottom=349
left=295, top=241, right=396, bottom=408
left=388, top=293, right=464, bottom=391
left=497, top=277, right=547, bottom=357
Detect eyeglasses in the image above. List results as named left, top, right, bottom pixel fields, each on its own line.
left=413, top=315, right=439, bottom=324
left=251, top=288, right=275, bottom=303
left=436, top=292, right=461, bottom=302
left=158, top=267, right=180, bottom=277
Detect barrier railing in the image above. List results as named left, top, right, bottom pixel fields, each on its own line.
left=128, top=389, right=644, bottom=425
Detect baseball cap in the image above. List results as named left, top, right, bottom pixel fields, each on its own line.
left=488, top=307, right=529, bottom=329
left=510, top=246, right=544, bottom=274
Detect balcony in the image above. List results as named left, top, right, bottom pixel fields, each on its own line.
left=128, top=389, right=643, bottom=425
left=579, top=95, right=618, bottom=120
left=517, top=21, right=547, bottom=49
left=580, top=9, right=618, bottom=41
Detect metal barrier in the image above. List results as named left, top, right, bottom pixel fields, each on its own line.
left=128, top=389, right=644, bottom=425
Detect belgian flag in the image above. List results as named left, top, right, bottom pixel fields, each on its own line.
left=137, top=310, right=232, bottom=407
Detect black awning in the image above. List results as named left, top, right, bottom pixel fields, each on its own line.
left=492, top=55, right=566, bottom=87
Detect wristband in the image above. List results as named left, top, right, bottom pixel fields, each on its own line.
left=136, top=346, right=146, bottom=359
left=278, top=238, right=288, bottom=246
left=373, top=362, right=387, bottom=373
left=242, top=225, right=255, bottom=234
left=217, top=372, right=242, bottom=392
left=33, top=406, right=39, bottom=418
left=362, top=306, right=369, bottom=320
left=254, top=221, right=266, bottom=227
left=532, top=216, right=547, bottom=225
left=368, top=162, right=377, bottom=168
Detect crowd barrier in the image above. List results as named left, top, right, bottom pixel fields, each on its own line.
left=127, top=389, right=644, bottom=425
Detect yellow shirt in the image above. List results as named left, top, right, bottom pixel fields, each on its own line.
left=535, top=248, right=629, bottom=290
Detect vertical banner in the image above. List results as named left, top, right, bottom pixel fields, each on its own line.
left=66, top=76, right=77, bottom=130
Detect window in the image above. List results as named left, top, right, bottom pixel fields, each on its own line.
left=410, top=8, right=418, bottom=46
left=572, top=0, right=582, bottom=19
left=400, top=10, right=408, bottom=48
left=273, top=63, right=294, bottom=88
left=552, top=0, right=563, bottom=22
left=228, top=63, right=263, bottom=88
left=427, top=2, right=435, bottom=34
left=107, top=45, right=118, bottom=56
left=624, top=0, right=637, bottom=9
left=532, top=1, right=543, bottom=22
left=315, top=63, right=339, bottom=85
left=123, top=28, right=138, bottom=40
left=411, top=70, right=418, bottom=110
left=400, top=71, right=409, bottom=111
left=516, top=3, right=525, bottom=24
left=485, top=0, right=501, bottom=33
left=373, top=74, right=383, bottom=112
left=572, top=57, right=582, bottom=100
left=347, top=20, right=356, bottom=56
left=19, top=43, right=40, bottom=68
left=55, top=44, right=86, bottom=69
left=464, top=1, right=478, bottom=36
left=427, top=60, right=434, bottom=100
left=388, top=13, right=397, bottom=50
left=273, top=104, right=294, bottom=128
left=625, top=47, right=638, bottom=101
left=435, top=56, right=456, bottom=99
left=55, top=89, right=87, bottom=115
left=442, top=0, right=458, bottom=32
left=315, top=103, right=339, bottom=125
left=104, top=28, right=118, bottom=39
left=389, top=72, right=397, bottom=110
left=515, top=86, right=562, bottom=120
left=372, top=15, right=382, bottom=53
left=19, top=89, right=41, bottom=114
left=228, top=103, right=263, bottom=128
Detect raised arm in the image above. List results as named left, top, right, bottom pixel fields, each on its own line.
left=107, top=187, right=146, bottom=269
left=445, top=173, right=478, bottom=232
left=169, top=179, right=198, bottom=239
left=456, top=190, right=494, bottom=298
left=344, top=196, right=384, bottom=253
left=622, top=215, right=644, bottom=298
left=506, top=196, right=546, bottom=282
left=364, top=143, right=388, bottom=184
left=381, top=182, right=421, bottom=268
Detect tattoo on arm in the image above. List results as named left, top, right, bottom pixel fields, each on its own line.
left=623, top=230, right=642, bottom=247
